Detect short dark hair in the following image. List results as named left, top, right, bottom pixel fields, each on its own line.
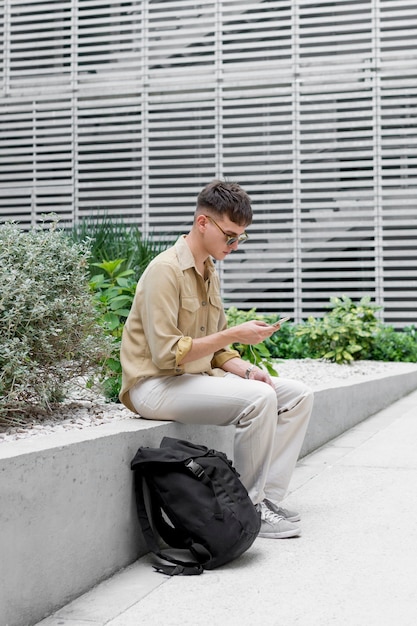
left=196, top=179, right=252, bottom=226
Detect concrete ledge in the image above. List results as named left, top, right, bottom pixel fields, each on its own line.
left=300, top=367, right=417, bottom=457
left=1, top=365, right=417, bottom=626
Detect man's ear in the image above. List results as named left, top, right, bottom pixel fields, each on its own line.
left=195, top=213, right=208, bottom=233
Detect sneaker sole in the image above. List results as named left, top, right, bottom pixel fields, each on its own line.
left=258, top=528, right=301, bottom=539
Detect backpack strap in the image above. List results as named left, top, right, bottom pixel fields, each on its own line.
left=134, top=472, right=205, bottom=576
left=152, top=564, right=203, bottom=577
left=184, top=459, right=223, bottom=519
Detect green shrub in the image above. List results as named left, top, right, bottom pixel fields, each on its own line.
left=89, top=259, right=137, bottom=401
left=265, top=321, right=308, bottom=359
left=366, top=325, right=417, bottom=362
left=296, top=295, right=382, bottom=364
left=0, top=221, right=110, bottom=425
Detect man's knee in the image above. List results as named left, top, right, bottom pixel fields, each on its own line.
left=238, top=382, right=278, bottom=425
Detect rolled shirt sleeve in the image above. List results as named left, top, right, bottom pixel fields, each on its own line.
left=211, top=347, right=240, bottom=369
left=175, top=336, right=193, bottom=366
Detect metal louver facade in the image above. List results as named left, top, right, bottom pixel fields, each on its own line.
left=1, top=0, right=416, bottom=326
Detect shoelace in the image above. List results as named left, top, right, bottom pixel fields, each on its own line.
left=259, top=502, right=284, bottom=523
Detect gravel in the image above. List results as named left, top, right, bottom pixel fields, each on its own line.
left=1, top=359, right=416, bottom=444
left=276, top=358, right=417, bottom=388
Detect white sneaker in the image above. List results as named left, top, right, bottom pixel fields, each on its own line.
left=256, top=501, right=301, bottom=539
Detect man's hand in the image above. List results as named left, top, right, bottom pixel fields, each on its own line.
left=228, top=320, right=280, bottom=346
left=248, top=366, right=274, bottom=387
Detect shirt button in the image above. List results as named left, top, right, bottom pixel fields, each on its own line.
left=200, top=326, right=205, bottom=332
left=202, top=301, right=207, bottom=306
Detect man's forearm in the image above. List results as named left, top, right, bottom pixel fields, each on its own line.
left=220, top=356, right=250, bottom=378
left=178, top=328, right=237, bottom=365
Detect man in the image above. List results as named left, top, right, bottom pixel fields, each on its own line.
left=120, top=180, right=314, bottom=538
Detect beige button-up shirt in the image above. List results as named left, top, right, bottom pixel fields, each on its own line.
left=119, top=235, right=239, bottom=412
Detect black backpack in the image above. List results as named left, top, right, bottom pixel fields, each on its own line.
left=130, top=437, right=261, bottom=575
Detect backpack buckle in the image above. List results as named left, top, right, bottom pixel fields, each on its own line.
left=184, top=459, right=205, bottom=479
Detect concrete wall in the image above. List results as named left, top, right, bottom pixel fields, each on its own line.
left=1, top=367, right=417, bottom=626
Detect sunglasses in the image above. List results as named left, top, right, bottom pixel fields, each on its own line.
left=205, top=215, right=249, bottom=246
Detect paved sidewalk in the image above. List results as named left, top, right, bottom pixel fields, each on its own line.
left=37, top=389, right=417, bottom=626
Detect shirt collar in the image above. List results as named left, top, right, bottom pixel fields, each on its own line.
left=175, top=235, right=216, bottom=277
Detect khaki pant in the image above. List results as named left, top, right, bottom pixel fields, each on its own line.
left=129, top=373, right=314, bottom=504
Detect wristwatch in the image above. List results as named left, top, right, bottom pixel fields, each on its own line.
left=245, top=364, right=255, bottom=379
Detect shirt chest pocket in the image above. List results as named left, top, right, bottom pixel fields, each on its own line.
left=179, top=294, right=223, bottom=336
left=178, top=296, right=202, bottom=334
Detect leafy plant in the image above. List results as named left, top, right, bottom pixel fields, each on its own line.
left=0, top=221, right=110, bottom=425
left=296, top=295, right=382, bottom=364
left=366, top=325, right=417, bottom=362
left=265, top=320, right=307, bottom=359
left=70, top=219, right=173, bottom=402
left=89, top=259, right=138, bottom=401
left=69, top=215, right=173, bottom=278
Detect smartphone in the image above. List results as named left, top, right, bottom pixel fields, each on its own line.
left=271, top=316, right=291, bottom=328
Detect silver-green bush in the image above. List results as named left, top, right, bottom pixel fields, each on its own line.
left=0, top=221, right=110, bottom=425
